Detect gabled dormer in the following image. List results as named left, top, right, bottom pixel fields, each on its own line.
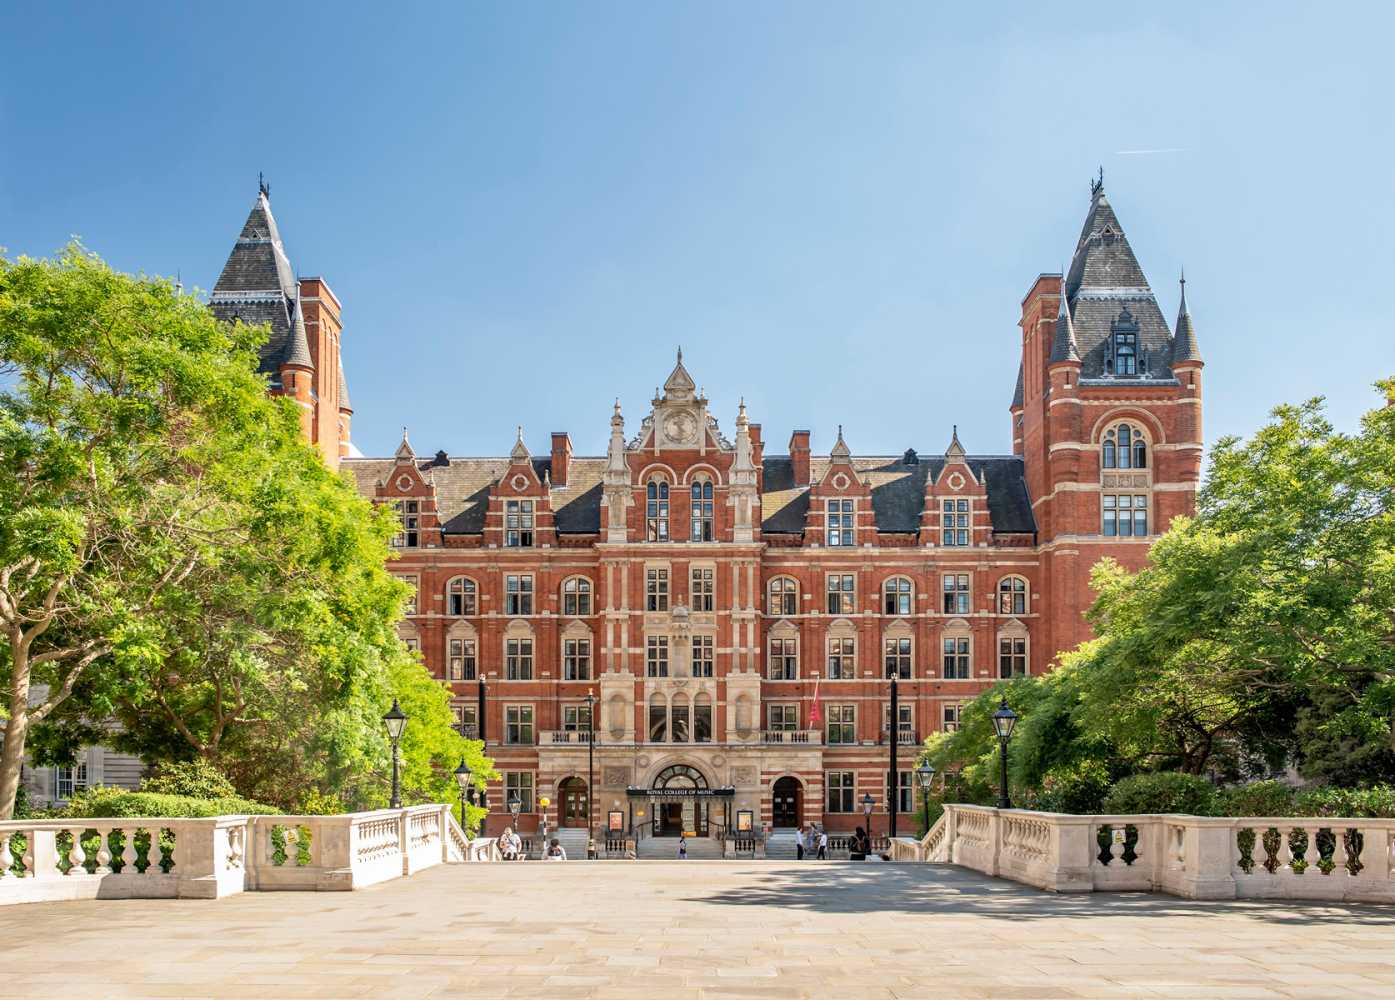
left=806, top=427, right=872, bottom=548
left=921, top=426, right=988, bottom=548
left=483, top=428, right=555, bottom=549
left=376, top=429, right=440, bottom=549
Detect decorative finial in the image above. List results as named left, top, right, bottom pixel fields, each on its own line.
left=259, top=172, right=270, bottom=198
left=1091, top=166, right=1103, bottom=197
left=677, top=346, right=683, bottom=364
left=613, top=397, right=621, bottom=415
left=515, top=425, right=523, bottom=443
left=1179, top=265, right=1186, bottom=291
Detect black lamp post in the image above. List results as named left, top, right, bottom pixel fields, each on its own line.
left=991, top=697, right=1018, bottom=810
left=586, top=689, right=596, bottom=855
left=915, top=762, right=936, bottom=834
left=888, top=674, right=899, bottom=839
left=861, top=791, right=875, bottom=850
left=453, top=758, right=472, bottom=833
left=382, top=699, right=408, bottom=808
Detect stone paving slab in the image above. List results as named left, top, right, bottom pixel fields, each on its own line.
left=2, top=861, right=1393, bottom=998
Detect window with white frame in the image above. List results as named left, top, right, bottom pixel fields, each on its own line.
left=883, top=636, right=912, bottom=679
left=55, top=761, right=88, bottom=800
left=826, top=705, right=856, bottom=745
left=690, top=481, right=714, bottom=541
left=562, top=704, right=592, bottom=732
left=827, top=635, right=855, bottom=679
left=505, top=499, right=534, bottom=547
left=887, top=770, right=914, bottom=814
left=453, top=703, right=478, bottom=738
left=646, top=636, right=669, bottom=677
left=768, top=704, right=799, bottom=732
left=690, top=566, right=714, bottom=611
left=941, top=498, right=970, bottom=546
left=999, top=635, right=1027, bottom=678
left=768, top=637, right=798, bottom=680
left=403, top=635, right=420, bottom=653
left=646, top=568, right=669, bottom=611
left=562, top=577, right=592, bottom=616
left=883, top=702, right=914, bottom=741
left=447, top=637, right=476, bottom=680
left=505, top=575, right=533, bottom=615
left=399, top=576, right=418, bottom=616
left=882, top=577, right=912, bottom=615
left=391, top=500, right=420, bottom=548
left=826, top=499, right=854, bottom=546
left=646, top=479, right=670, bottom=541
left=504, top=705, right=534, bottom=745
left=942, top=634, right=971, bottom=679
left=1102, top=494, right=1149, bottom=537
left=998, top=577, right=1027, bottom=615
left=1102, top=423, right=1148, bottom=470
left=691, top=635, right=714, bottom=677
left=504, top=771, right=534, bottom=812
left=826, top=574, right=855, bottom=614
left=563, top=637, right=590, bottom=680
left=505, top=637, right=533, bottom=680
left=943, top=703, right=962, bottom=731
left=447, top=577, right=477, bottom=616
left=942, top=574, right=970, bottom=614
left=768, top=577, right=798, bottom=616
left=826, top=770, right=855, bottom=812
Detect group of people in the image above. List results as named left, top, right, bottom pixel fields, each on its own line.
left=498, top=826, right=568, bottom=862
left=793, top=825, right=875, bottom=860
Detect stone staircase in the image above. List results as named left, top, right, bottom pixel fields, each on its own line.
left=765, top=828, right=804, bottom=861
left=636, top=836, right=724, bottom=860
left=532, top=827, right=590, bottom=860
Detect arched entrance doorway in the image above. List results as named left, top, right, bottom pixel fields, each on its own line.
left=559, top=777, right=588, bottom=828
left=651, top=764, right=709, bottom=837
left=772, top=776, right=801, bottom=828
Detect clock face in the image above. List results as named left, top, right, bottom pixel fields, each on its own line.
left=665, top=411, right=699, bottom=446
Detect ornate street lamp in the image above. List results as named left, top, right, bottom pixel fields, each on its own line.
left=861, top=791, right=875, bottom=851
left=453, top=758, right=472, bottom=835
left=382, top=699, right=408, bottom=808
left=586, top=689, right=596, bottom=857
left=991, top=697, right=1018, bottom=810
left=915, top=762, right=936, bottom=833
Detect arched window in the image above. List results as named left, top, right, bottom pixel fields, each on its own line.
left=768, top=576, right=798, bottom=617
left=561, top=577, right=592, bottom=616
left=647, top=694, right=669, bottom=743
left=690, top=479, right=714, bottom=541
left=646, top=478, right=670, bottom=541
left=446, top=577, right=477, bottom=616
left=694, top=692, right=713, bottom=743
left=670, top=692, right=691, bottom=743
left=997, top=577, right=1027, bottom=615
left=882, top=577, right=913, bottom=615
left=1102, top=423, right=1147, bottom=470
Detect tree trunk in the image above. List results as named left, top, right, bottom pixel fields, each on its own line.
left=0, top=650, right=31, bottom=821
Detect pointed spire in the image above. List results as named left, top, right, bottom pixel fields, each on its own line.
left=945, top=425, right=966, bottom=460
left=1010, top=361, right=1024, bottom=409
left=662, top=347, right=696, bottom=400
left=830, top=424, right=851, bottom=461
left=733, top=399, right=755, bottom=475
left=281, top=300, right=314, bottom=369
left=1171, top=268, right=1203, bottom=365
left=395, top=427, right=415, bottom=462
left=1049, top=277, right=1081, bottom=364
left=510, top=426, right=530, bottom=462
left=337, top=364, right=353, bottom=414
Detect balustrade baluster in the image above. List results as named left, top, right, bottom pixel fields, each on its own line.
left=121, top=827, right=138, bottom=874
left=0, top=832, right=13, bottom=877
left=146, top=828, right=165, bottom=874
left=67, top=827, right=87, bottom=875
left=1279, top=827, right=1296, bottom=874
left=1308, top=826, right=1323, bottom=874
left=93, top=825, right=113, bottom=875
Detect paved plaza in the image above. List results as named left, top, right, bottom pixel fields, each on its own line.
left=4, top=861, right=1394, bottom=999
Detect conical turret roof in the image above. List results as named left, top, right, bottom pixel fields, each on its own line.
left=1171, top=272, right=1203, bottom=365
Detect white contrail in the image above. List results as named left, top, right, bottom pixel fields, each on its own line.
left=1114, top=148, right=1187, bottom=155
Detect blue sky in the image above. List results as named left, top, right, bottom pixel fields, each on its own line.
left=4, top=3, right=1392, bottom=460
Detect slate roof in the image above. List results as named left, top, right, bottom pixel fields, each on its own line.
left=1064, top=185, right=1179, bottom=382
left=345, top=451, right=1034, bottom=539
left=1172, top=279, right=1202, bottom=364
left=209, top=191, right=309, bottom=378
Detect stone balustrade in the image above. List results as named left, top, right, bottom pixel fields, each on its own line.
left=0, top=805, right=502, bottom=907
left=912, top=805, right=1395, bottom=902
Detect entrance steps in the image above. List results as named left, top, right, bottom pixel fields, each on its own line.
left=636, top=836, right=723, bottom=860
left=548, top=827, right=589, bottom=860
left=765, top=828, right=804, bottom=860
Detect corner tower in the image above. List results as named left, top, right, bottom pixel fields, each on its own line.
left=209, top=180, right=353, bottom=468
left=1015, top=176, right=1204, bottom=655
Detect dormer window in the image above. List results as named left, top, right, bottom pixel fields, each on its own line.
left=505, top=499, right=534, bottom=547
left=392, top=500, right=419, bottom=548
left=826, top=499, right=854, bottom=546
left=646, top=479, right=669, bottom=541
left=1114, top=333, right=1137, bottom=375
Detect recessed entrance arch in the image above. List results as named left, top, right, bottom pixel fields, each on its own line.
left=772, top=776, right=801, bottom=828
left=651, top=764, right=709, bottom=837
left=558, top=776, right=588, bottom=828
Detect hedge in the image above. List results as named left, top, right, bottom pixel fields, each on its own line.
left=62, top=787, right=278, bottom=819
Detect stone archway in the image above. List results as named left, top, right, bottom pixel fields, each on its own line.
left=772, top=775, right=802, bottom=829
left=650, top=763, right=710, bottom=837
left=558, top=776, right=588, bottom=828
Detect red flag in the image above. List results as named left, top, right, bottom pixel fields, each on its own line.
left=809, top=675, right=822, bottom=726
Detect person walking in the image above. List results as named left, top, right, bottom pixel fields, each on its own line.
left=678, top=835, right=688, bottom=860
left=796, top=825, right=806, bottom=861
left=817, top=826, right=828, bottom=861
left=544, top=837, right=566, bottom=861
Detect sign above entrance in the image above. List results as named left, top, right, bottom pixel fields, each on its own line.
left=625, top=785, right=736, bottom=799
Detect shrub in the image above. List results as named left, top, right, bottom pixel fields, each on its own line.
left=1294, top=785, right=1395, bottom=819
left=140, top=759, right=237, bottom=799
left=1218, top=780, right=1295, bottom=817
left=63, top=787, right=278, bottom=819
left=1101, top=772, right=1220, bottom=816
left=1036, top=760, right=1114, bottom=815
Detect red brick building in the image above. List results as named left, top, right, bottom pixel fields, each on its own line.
left=214, top=177, right=1203, bottom=841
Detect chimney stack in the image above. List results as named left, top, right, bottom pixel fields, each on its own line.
left=789, top=429, right=810, bottom=486
left=550, top=432, right=572, bottom=487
